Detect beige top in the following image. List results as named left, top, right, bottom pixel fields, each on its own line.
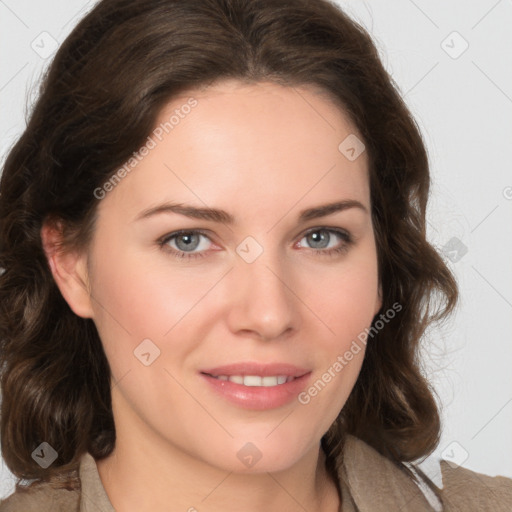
left=0, top=434, right=511, bottom=511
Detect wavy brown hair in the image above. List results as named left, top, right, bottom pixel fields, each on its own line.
left=0, top=0, right=457, bottom=493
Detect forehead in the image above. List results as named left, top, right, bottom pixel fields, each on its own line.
left=99, top=80, right=370, bottom=222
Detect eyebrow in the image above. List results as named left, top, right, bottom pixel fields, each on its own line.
left=135, top=199, right=368, bottom=224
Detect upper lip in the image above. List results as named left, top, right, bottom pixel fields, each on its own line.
left=200, top=362, right=311, bottom=378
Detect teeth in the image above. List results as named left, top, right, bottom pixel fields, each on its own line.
left=213, top=375, right=293, bottom=386
left=244, top=375, right=263, bottom=386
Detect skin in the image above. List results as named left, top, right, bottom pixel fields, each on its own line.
left=42, top=79, right=382, bottom=512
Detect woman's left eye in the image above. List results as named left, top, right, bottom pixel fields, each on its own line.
left=158, top=227, right=352, bottom=260
left=297, top=228, right=352, bottom=256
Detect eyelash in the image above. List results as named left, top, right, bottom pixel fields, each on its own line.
left=157, top=227, right=353, bottom=260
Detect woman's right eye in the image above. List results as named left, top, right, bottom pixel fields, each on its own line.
left=158, top=230, right=213, bottom=260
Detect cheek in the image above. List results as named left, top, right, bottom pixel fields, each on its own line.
left=298, top=271, right=377, bottom=426
left=88, top=244, right=223, bottom=370
left=308, top=253, right=380, bottom=345
left=291, top=249, right=379, bottom=408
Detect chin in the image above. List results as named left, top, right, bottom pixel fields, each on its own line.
left=200, top=435, right=314, bottom=474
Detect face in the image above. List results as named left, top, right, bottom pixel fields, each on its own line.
left=60, top=79, right=381, bottom=473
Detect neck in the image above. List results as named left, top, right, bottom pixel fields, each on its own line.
left=96, top=425, right=340, bottom=512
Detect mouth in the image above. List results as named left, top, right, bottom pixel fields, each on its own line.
left=198, top=362, right=312, bottom=410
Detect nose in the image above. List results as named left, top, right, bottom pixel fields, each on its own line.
left=225, top=246, right=300, bottom=341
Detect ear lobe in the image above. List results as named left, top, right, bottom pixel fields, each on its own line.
left=40, top=220, right=94, bottom=319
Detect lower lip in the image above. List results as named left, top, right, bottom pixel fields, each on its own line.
left=200, top=373, right=312, bottom=410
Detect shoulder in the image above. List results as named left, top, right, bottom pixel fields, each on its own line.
left=439, top=459, right=512, bottom=511
left=0, top=482, right=79, bottom=512
left=339, top=435, right=512, bottom=511
left=0, top=452, right=114, bottom=512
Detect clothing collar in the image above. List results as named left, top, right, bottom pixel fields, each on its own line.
left=338, top=434, right=437, bottom=511
left=78, top=452, right=115, bottom=512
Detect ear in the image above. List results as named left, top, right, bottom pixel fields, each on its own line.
left=40, top=219, right=94, bottom=319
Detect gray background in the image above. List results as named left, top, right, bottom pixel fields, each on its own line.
left=0, top=0, right=511, bottom=497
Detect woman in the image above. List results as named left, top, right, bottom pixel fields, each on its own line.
left=0, top=0, right=510, bottom=510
